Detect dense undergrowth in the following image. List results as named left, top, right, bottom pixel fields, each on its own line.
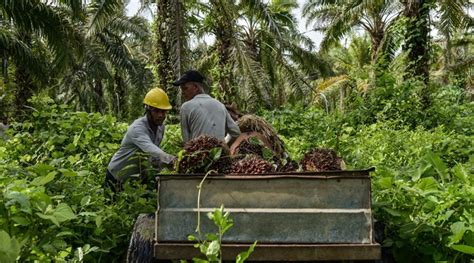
left=1, top=83, right=473, bottom=262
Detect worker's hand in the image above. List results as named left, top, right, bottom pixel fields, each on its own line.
left=161, top=156, right=177, bottom=170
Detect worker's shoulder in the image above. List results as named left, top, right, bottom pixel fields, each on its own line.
left=127, top=116, right=148, bottom=132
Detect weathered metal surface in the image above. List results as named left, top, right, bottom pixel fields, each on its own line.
left=156, top=170, right=374, bottom=244
left=154, top=243, right=382, bottom=261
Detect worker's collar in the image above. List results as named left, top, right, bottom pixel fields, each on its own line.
left=193, top=94, right=210, bottom=99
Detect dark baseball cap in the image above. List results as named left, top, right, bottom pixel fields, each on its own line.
left=172, top=70, right=205, bottom=86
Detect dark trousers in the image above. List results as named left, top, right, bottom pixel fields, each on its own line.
left=104, top=170, right=121, bottom=193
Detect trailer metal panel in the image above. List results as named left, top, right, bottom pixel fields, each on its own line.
left=154, top=169, right=380, bottom=260
left=154, top=243, right=382, bottom=261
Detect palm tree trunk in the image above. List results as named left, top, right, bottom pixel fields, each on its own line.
left=14, top=65, right=35, bottom=117
left=210, top=0, right=236, bottom=104
left=155, top=0, right=177, bottom=103
left=2, top=51, right=8, bottom=83
left=403, top=0, right=431, bottom=83
left=93, top=80, right=105, bottom=113
left=402, top=0, right=432, bottom=109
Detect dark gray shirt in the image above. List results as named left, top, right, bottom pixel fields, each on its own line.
left=180, top=94, right=240, bottom=142
left=107, top=116, right=174, bottom=182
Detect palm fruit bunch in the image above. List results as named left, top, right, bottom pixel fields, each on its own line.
left=277, top=159, right=299, bottom=172
left=237, top=115, right=285, bottom=159
left=227, top=156, right=275, bottom=175
left=234, top=137, right=264, bottom=157
left=177, top=135, right=230, bottom=174
left=300, top=148, right=343, bottom=172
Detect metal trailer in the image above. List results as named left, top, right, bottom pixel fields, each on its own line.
left=127, top=169, right=381, bottom=262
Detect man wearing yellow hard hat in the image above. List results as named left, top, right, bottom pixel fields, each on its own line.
left=105, top=88, right=176, bottom=192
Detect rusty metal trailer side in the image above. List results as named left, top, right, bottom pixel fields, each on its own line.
left=153, top=169, right=381, bottom=261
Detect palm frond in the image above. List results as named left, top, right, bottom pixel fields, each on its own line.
left=87, top=0, right=123, bottom=37
left=0, top=28, right=48, bottom=83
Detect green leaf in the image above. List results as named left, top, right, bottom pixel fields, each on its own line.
left=31, top=171, right=57, bottom=186
left=415, top=177, right=439, bottom=192
left=206, top=240, right=220, bottom=257
left=53, top=203, right=77, bottom=223
left=382, top=207, right=402, bottom=217
left=209, top=147, right=222, bottom=161
left=80, top=195, right=91, bottom=206
left=236, top=241, right=257, bottom=263
left=425, top=153, right=449, bottom=183
left=449, top=222, right=467, bottom=244
left=377, top=177, right=393, bottom=188
left=452, top=164, right=469, bottom=183
left=5, top=192, right=32, bottom=214
left=451, top=245, right=474, bottom=255
left=95, top=216, right=103, bottom=228
left=11, top=216, right=30, bottom=226
left=0, top=230, right=21, bottom=263
left=36, top=212, right=60, bottom=227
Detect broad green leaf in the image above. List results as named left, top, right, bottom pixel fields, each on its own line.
left=11, top=216, right=30, bottom=226
left=451, top=245, right=474, bottom=255
left=36, top=212, right=60, bottom=227
left=425, top=153, right=449, bottom=183
left=59, top=169, right=77, bottom=177
left=0, top=230, right=21, bottom=262
left=449, top=222, right=467, bottom=244
left=452, top=164, right=469, bottom=183
left=377, top=177, right=392, bottom=188
left=209, top=147, right=222, bottom=161
left=382, top=207, right=402, bottom=217
left=205, top=233, right=219, bottom=241
left=415, top=177, right=439, bottom=192
left=32, top=163, right=55, bottom=176
left=412, top=162, right=431, bottom=182
left=95, top=215, right=102, bottom=228
left=206, top=240, right=220, bottom=257
left=80, top=195, right=91, bottom=206
left=31, top=171, right=57, bottom=186
left=5, top=192, right=32, bottom=214
left=53, top=203, right=77, bottom=223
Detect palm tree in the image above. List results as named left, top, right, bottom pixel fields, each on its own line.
left=154, top=0, right=188, bottom=108
left=58, top=2, right=154, bottom=118
left=190, top=0, right=330, bottom=109
left=0, top=0, right=81, bottom=115
left=303, top=0, right=402, bottom=63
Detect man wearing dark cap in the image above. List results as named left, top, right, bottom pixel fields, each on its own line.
left=173, top=70, right=241, bottom=143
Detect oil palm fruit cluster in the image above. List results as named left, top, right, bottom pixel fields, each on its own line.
left=177, top=135, right=230, bottom=173
left=277, top=159, right=299, bottom=172
left=227, top=155, right=275, bottom=174
left=235, top=137, right=264, bottom=157
left=300, top=148, right=342, bottom=172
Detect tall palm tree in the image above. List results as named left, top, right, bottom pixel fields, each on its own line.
left=303, top=0, right=402, bottom=63
left=191, top=0, right=329, bottom=109
left=0, top=0, right=81, bottom=115
left=58, top=2, right=154, bottom=117
left=154, top=0, right=188, bottom=108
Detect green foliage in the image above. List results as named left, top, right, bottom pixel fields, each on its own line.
left=261, top=99, right=473, bottom=262
left=371, top=154, right=473, bottom=262
left=0, top=97, right=157, bottom=262
left=188, top=205, right=257, bottom=263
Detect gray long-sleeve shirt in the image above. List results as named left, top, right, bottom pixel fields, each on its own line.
left=180, top=94, right=240, bottom=143
left=107, top=116, right=175, bottom=182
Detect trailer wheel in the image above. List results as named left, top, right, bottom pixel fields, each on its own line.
left=127, top=213, right=155, bottom=263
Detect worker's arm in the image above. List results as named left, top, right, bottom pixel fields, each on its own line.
left=225, top=111, right=241, bottom=145
left=130, top=127, right=175, bottom=164
left=180, top=106, right=191, bottom=143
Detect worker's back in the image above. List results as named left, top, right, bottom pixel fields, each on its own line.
left=180, top=94, right=238, bottom=142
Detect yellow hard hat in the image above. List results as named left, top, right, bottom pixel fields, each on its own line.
left=143, top=88, right=172, bottom=110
